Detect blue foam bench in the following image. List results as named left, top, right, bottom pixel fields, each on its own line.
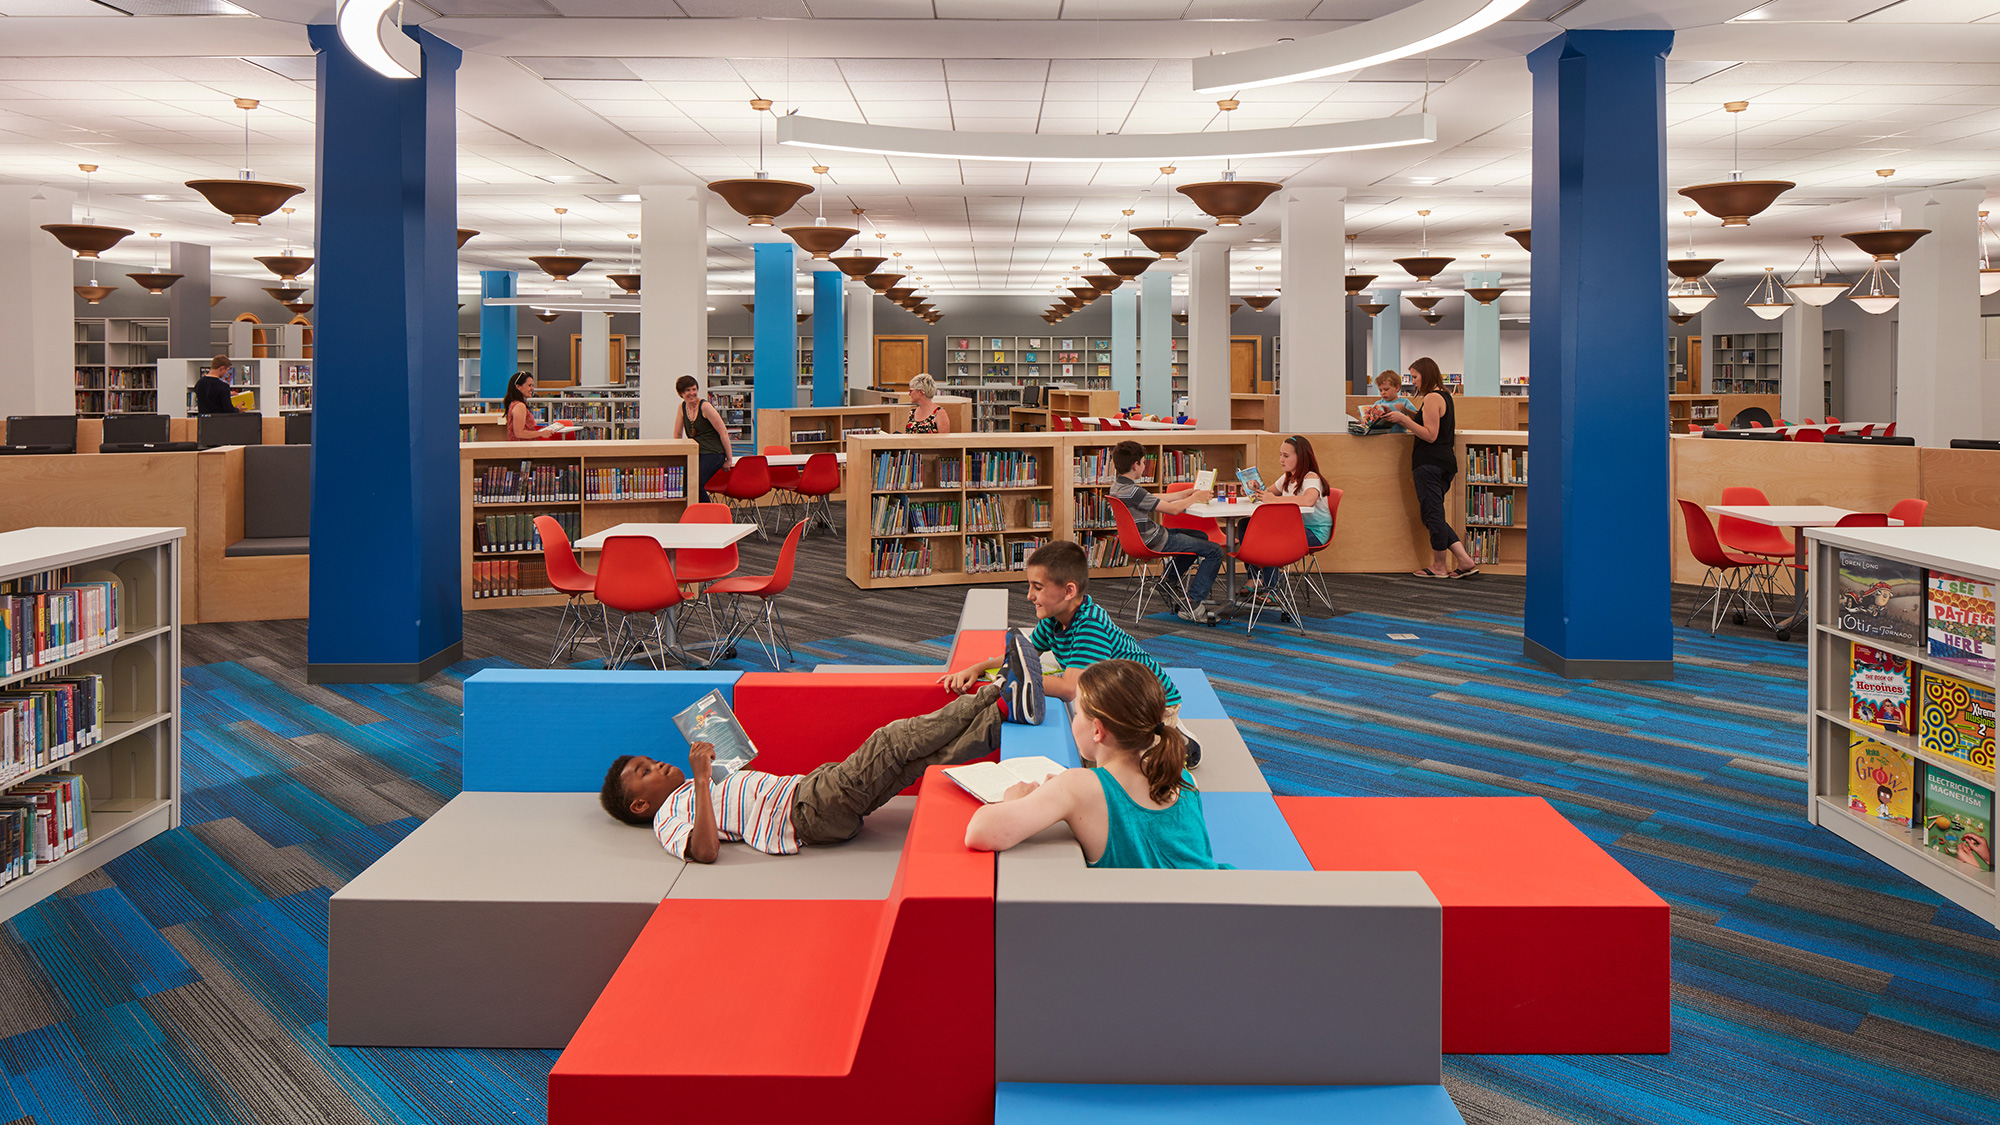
left=996, top=1083, right=1464, bottom=1124
left=1166, top=667, right=1228, bottom=720
left=1202, top=791, right=1312, bottom=871
left=462, top=670, right=741, bottom=792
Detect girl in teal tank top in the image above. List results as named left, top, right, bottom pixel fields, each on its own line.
left=963, top=659, right=1227, bottom=870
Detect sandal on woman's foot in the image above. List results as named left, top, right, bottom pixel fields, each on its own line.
left=1451, top=567, right=1482, bottom=579
left=1412, top=569, right=1450, bottom=579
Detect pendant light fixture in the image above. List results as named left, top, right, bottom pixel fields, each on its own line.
left=1177, top=101, right=1282, bottom=226
left=1357, top=301, right=1388, bottom=318
left=1841, top=169, right=1931, bottom=261
left=1678, top=102, right=1792, bottom=226
left=1132, top=165, right=1207, bottom=258
left=1394, top=210, right=1454, bottom=282
left=264, top=285, right=308, bottom=304
left=529, top=207, right=591, bottom=281
left=71, top=189, right=118, bottom=302
left=210, top=295, right=226, bottom=308
left=1743, top=267, right=1793, bottom=320
left=1504, top=228, right=1530, bottom=253
left=1406, top=294, right=1444, bottom=313
left=1420, top=311, right=1444, bottom=326
left=457, top=228, right=479, bottom=250
left=607, top=232, right=641, bottom=293
left=709, top=99, right=813, bottom=227
left=1464, top=254, right=1507, bottom=305
left=1098, top=209, right=1159, bottom=279
left=535, top=309, right=561, bottom=323
left=255, top=207, right=314, bottom=281
left=1172, top=311, right=1189, bottom=325
left=783, top=165, right=859, bottom=258
left=43, top=164, right=135, bottom=258
left=1667, top=211, right=1722, bottom=314
left=1669, top=312, right=1696, bottom=326
left=1980, top=210, right=2000, bottom=297
left=1344, top=234, right=1377, bottom=295
left=1230, top=302, right=1243, bottom=315
left=187, top=99, right=304, bottom=224
left=126, top=232, right=183, bottom=295
left=1238, top=264, right=1275, bottom=309
left=1781, top=236, right=1847, bottom=307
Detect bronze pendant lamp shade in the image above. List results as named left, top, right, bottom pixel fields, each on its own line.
left=862, top=273, right=903, bottom=292
left=1129, top=227, right=1205, bottom=259
left=1420, top=311, right=1444, bottom=326
left=284, top=301, right=312, bottom=315
left=457, top=229, right=479, bottom=249
left=1177, top=179, right=1281, bottom=227
left=126, top=272, right=182, bottom=295
left=835, top=255, right=887, bottom=279
left=1669, top=312, right=1696, bottom=326
left=1405, top=295, right=1444, bottom=312
left=1677, top=102, right=1792, bottom=227
left=1084, top=274, right=1123, bottom=293
left=1357, top=302, right=1388, bottom=318
left=1841, top=228, right=1930, bottom=260
left=256, top=255, right=313, bottom=281
left=74, top=284, right=116, bottom=305
left=1242, top=295, right=1276, bottom=311
left=1097, top=255, right=1156, bottom=278
left=709, top=177, right=813, bottom=228
left=1069, top=287, right=1100, bottom=303
left=885, top=287, right=916, bottom=302
left=530, top=207, right=591, bottom=281
left=1062, top=296, right=1085, bottom=309
left=535, top=310, right=561, bottom=323
left=188, top=99, right=304, bottom=225
left=1172, top=311, right=1188, bottom=325
left=1344, top=273, right=1377, bottom=295
left=783, top=225, right=859, bottom=259
left=43, top=165, right=133, bottom=259
left=1667, top=258, right=1724, bottom=280
left=1464, top=287, right=1508, bottom=306
left=1395, top=256, right=1455, bottom=283
left=209, top=295, right=226, bottom=308
left=263, top=286, right=307, bottom=304
left=607, top=273, right=642, bottom=293
left=1504, top=228, right=1531, bottom=253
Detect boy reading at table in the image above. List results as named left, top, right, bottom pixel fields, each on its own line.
left=942, top=541, right=1201, bottom=767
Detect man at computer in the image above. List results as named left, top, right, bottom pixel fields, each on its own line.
left=193, top=354, right=243, bottom=415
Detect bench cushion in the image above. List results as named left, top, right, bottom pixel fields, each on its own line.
left=667, top=797, right=912, bottom=900
left=957, top=587, right=1010, bottom=631
left=243, top=443, right=308, bottom=537
left=462, top=670, right=742, bottom=791
left=225, top=536, right=309, bottom=557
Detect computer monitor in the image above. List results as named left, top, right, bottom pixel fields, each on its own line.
left=2, top=415, right=78, bottom=452
left=197, top=412, right=265, bottom=449
left=101, top=413, right=171, bottom=445
left=284, top=412, right=312, bottom=445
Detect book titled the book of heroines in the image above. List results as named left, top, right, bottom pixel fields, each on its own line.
left=1847, top=732, right=1914, bottom=828
left=1849, top=643, right=1911, bottom=734
left=1834, top=550, right=1925, bottom=647
left=1926, top=570, right=1996, bottom=672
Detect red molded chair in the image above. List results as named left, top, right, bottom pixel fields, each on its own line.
left=1889, top=498, right=1928, bottom=527
left=1051, top=413, right=1070, bottom=432
left=1835, top=512, right=1889, bottom=527
left=1676, top=499, right=1768, bottom=635
left=794, top=452, right=843, bottom=536
left=1162, top=482, right=1226, bottom=547
left=1881, top=422, right=1896, bottom=438
left=1716, top=485, right=1794, bottom=597
left=593, top=536, right=686, bottom=669
left=1792, top=427, right=1825, bottom=442
left=1858, top=424, right=1875, bottom=437
left=706, top=520, right=806, bottom=668
left=1110, top=501, right=1200, bottom=621
left=1289, top=487, right=1344, bottom=612
left=1230, top=502, right=1310, bottom=635
left=717, top=454, right=774, bottom=539
left=762, top=444, right=803, bottom=524
left=534, top=515, right=599, bottom=665
left=1824, top=415, right=1841, bottom=424
left=674, top=503, right=740, bottom=639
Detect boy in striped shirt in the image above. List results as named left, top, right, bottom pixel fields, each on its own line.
left=602, top=684, right=1005, bottom=862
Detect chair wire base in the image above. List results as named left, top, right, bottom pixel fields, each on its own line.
left=1123, top=556, right=1196, bottom=622
left=1243, top=568, right=1307, bottom=635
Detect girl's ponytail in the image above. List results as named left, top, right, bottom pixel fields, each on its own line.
left=1077, top=660, right=1190, bottom=805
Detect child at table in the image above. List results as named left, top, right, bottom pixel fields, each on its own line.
left=1361, top=370, right=1417, bottom=433
left=1247, top=435, right=1333, bottom=599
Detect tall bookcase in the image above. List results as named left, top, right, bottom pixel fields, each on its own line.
left=844, top=431, right=1256, bottom=589
left=1804, top=525, right=1998, bottom=928
left=1456, top=429, right=1529, bottom=574
left=1821, top=328, right=1845, bottom=418
left=1708, top=332, right=1780, bottom=394
left=458, top=333, right=539, bottom=382
left=0, top=527, right=182, bottom=926
left=73, top=318, right=169, bottom=418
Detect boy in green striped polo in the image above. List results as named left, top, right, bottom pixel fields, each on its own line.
left=943, top=541, right=1199, bottom=766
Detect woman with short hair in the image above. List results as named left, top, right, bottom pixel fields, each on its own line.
left=903, top=373, right=950, bottom=435
left=672, top=374, right=735, bottom=501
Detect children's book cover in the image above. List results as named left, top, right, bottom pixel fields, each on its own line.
left=1926, top=570, right=1996, bottom=672
left=1847, top=732, right=1914, bottom=827
left=1849, top=643, right=1911, bottom=733
left=1835, top=550, right=1925, bottom=646
left=1922, top=766, right=1994, bottom=873
left=1919, top=668, right=1996, bottom=774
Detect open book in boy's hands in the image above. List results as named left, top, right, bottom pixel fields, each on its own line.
left=1192, top=468, right=1216, bottom=492
left=943, top=756, right=1067, bottom=804
left=673, top=690, right=759, bottom=779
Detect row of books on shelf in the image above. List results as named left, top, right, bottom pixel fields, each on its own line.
left=1466, top=527, right=1503, bottom=566
left=1074, top=492, right=1122, bottom=530
left=278, top=388, right=313, bottom=409
left=278, top=363, right=312, bottom=385
left=707, top=351, right=754, bottom=364
left=73, top=367, right=157, bottom=389
left=1837, top=553, right=1996, bottom=672
left=1465, top=487, right=1519, bottom=527
left=968, top=451, right=1038, bottom=487
left=954, top=338, right=1111, bottom=351
left=474, top=462, right=582, bottom=504
left=1464, top=445, right=1528, bottom=484
left=1, top=774, right=90, bottom=888
left=870, top=497, right=960, bottom=536
left=586, top=466, right=684, bottom=501
left=967, top=535, right=1049, bottom=574
left=474, top=511, right=576, bottom=555
left=1077, top=531, right=1131, bottom=570
left=967, top=494, right=1050, bottom=532
left=1, top=673, right=104, bottom=783
left=471, top=559, right=555, bottom=599
left=1, top=573, right=123, bottom=676
left=1848, top=641, right=1994, bottom=773
left=869, top=540, right=935, bottom=579
left=1847, top=733, right=1992, bottom=873
left=548, top=402, right=639, bottom=422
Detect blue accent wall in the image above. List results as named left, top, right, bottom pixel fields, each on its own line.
left=478, top=269, right=516, bottom=399
left=1371, top=289, right=1401, bottom=378
left=1111, top=287, right=1138, bottom=409
left=1524, top=30, right=1675, bottom=674
left=305, top=25, right=463, bottom=675
left=752, top=242, right=797, bottom=442
left=812, top=267, right=844, bottom=408
left=1461, top=270, right=1501, bottom=396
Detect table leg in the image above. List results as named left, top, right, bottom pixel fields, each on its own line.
left=1775, top=534, right=1809, bottom=641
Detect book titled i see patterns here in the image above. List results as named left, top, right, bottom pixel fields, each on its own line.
left=1927, top=570, right=1996, bottom=672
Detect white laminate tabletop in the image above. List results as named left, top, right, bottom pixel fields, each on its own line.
left=1706, top=504, right=1897, bottom=528
left=762, top=452, right=848, bottom=467
left=1079, top=416, right=1194, bottom=430
left=1185, top=500, right=1264, bottom=520
left=574, top=522, right=760, bottom=551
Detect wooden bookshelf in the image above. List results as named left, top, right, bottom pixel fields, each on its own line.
left=843, top=431, right=1257, bottom=589
left=754, top=405, right=909, bottom=454
left=0, top=526, right=183, bottom=925
left=460, top=439, right=697, bottom=610
left=1230, top=393, right=1278, bottom=431
left=1708, top=331, right=1780, bottom=394
left=1668, top=393, right=1781, bottom=434
left=1456, top=429, right=1530, bottom=575
left=72, top=317, right=169, bottom=418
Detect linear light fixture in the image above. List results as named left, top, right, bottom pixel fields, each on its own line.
left=776, top=112, right=1432, bottom=163
left=1192, top=0, right=1529, bottom=93
left=336, top=0, right=422, bottom=81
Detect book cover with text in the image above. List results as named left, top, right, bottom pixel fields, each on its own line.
left=1835, top=550, right=1925, bottom=647
left=1919, top=668, right=1996, bottom=775
left=1922, top=766, right=1994, bottom=872
left=1848, top=732, right=1914, bottom=826
left=1926, top=570, right=1996, bottom=672
left=1850, top=643, right=1912, bottom=733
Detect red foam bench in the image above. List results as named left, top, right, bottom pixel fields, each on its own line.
left=548, top=769, right=996, bottom=1122
left=1277, top=796, right=1669, bottom=1054
left=734, top=671, right=996, bottom=796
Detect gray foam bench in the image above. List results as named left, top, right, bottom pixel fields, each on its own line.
left=327, top=792, right=915, bottom=1049
left=958, top=586, right=1010, bottom=630
left=995, top=826, right=1442, bottom=1086
left=226, top=443, right=310, bottom=557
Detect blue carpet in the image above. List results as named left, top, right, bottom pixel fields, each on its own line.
left=1, top=609, right=1996, bottom=1124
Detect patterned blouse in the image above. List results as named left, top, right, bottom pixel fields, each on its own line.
left=905, top=408, right=943, bottom=434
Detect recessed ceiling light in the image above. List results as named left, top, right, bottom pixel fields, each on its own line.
left=588, top=193, right=642, bottom=203
left=125, top=193, right=193, bottom=202
left=1408, top=176, right=1440, bottom=184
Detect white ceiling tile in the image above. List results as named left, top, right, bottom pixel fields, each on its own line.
left=676, top=0, right=808, bottom=15
left=623, top=58, right=744, bottom=82
left=837, top=58, right=947, bottom=81
left=547, top=79, right=663, bottom=100
left=945, top=60, right=1052, bottom=82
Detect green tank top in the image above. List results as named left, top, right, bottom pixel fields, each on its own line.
left=1086, top=768, right=1228, bottom=870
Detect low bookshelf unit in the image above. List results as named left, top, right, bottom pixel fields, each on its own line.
left=1456, top=429, right=1530, bottom=574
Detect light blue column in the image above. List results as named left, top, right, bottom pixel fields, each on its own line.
left=1524, top=29, right=1675, bottom=680
left=811, top=267, right=844, bottom=408
left=1110, top=287, right=1138, bottom=409
left=478, top=269, right=516, bottom=399
left=1461, top=269, right=1501, bottom=396
left=1139, top=270, right=1171, bottom=416
left=752, top=242, right=796, bottom=444
left=1370, top=289, right=1401, bottom=380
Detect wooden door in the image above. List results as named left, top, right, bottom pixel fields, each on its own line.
left=1230, top=336, right=1262, bottom=394
left=567, top=333, right=624, bottom=386
left=875, top=335, right=928, bottom=390
left=1687, top=337, right=1703, bottom=394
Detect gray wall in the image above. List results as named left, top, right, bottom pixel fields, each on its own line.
left=74, top=260, right=302, bottom=339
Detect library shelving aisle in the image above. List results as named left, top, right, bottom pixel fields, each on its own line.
left=0, top=527, right=182, bottom=925
left=461, top=439, right=697, bottom=609
left=1708, top=332, right=1781, bottom=394
left=1805, top=525, right=1999, bottom=928
left=1456, top=429, right=1529, bottom=573
left=844, top=431, right=1255, bottom=589
left=73, top=317, right=168, bottom=418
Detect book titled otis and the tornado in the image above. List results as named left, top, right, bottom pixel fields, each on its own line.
left=1835, top=551, right=1925, bottom=647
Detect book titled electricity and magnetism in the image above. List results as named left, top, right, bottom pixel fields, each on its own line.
left=1922, top=767, right=1994, bottom=872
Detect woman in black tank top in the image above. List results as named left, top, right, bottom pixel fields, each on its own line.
left=1382, top=357, right=1481, bottom=579
left=673, top=375, right=735, bottom=501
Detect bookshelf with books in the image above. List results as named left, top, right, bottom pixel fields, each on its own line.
left=1455, top=429, right=1529, bottom=574
left=754, top=405, right=909, bottom=455
left=1133, top=334, right=1190, bottom=400
left=1666, top=393, right=1783, bottom=435
left=457, top=334, right=538, bottom=382
left=844, top=431, right=1256, bottom=589
left=704, top=336, right=756, bottom=444
left=162, top=357, right=282, bottom=416
left=460, top=439, right=698, bottom=609
left=0, top=526, right=182, bottom=925
left=459, top=388, right=641, bottom=440
left=1230, top=393, right=1278, bottom=431
left=73, top=318, right=169, bottom=418
left=1708, top=332, right=1781, bottom=394
left=275, top=360, right=314, bottom=414
left=1804, top=525, right=1998, bottom=927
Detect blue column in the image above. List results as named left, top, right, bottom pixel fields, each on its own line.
left=1461, top=269, right=1501, bottom=396
left=1110, top=287, right=1138, bottom=410
left=478, top=269, right=517, bottom=399
left=752, top=242, right=797, bottom=442
left=1524, top=29, right=1675, bottom=680
left=1371, top=289, right=1401, bottom=380
left=305, top=24, right=462, bottom=682
left=1139, top=270, right=1171, bottom=416
left=811, top=267, right=844, bottom=408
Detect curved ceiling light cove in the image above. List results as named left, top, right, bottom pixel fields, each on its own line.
left=337, top=0, right=423, bottom=80
left=776, top=113, right=1434, bottom=163
left=1191, top=0, right=1528, bottom=93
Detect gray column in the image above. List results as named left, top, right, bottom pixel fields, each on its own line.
left=1187, top=246, right=1230, bottom=427
left=1279, top=187, right=1345, bottom=431
left=846, top=280, right=873, bottom=393
left=167, top=241, right=212, bottom=362
left=1895, top=186, right=1988, bottom=444
left=638, top=183, right=707, bottom=438
left=1139, top=269, right=1172, bottom=415
left=0, top=187, right=74, bottom=417
left=1779, top=298, right=1822, bottom=424
left=1370, top=289, right=1402, bottom=379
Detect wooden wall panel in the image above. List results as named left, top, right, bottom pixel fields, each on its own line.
left=0, top=451, right=201, bottom=616
left=1259, top=432, right=1434, bottom=573
left=1916, top=448, right=2000, bottom=530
